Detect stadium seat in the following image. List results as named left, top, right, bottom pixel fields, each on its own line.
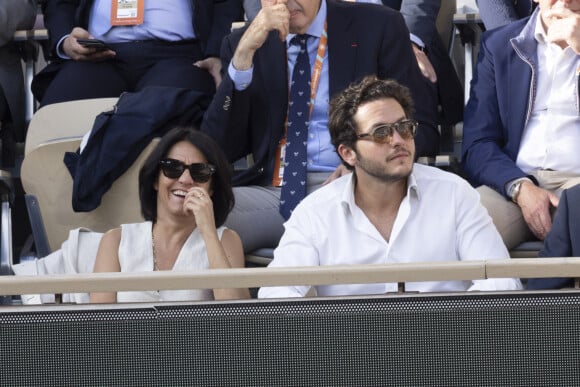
left=20, top=98, right=156, bottom=256
left=13, top=19, right=49, bottom=124
left=509, top=240, right=543, bottom=259
left=24, top=97, right=117, bottom=156
left=452, top=0, right=484, bottom=105
left=245, top=248, right=274, bottom=266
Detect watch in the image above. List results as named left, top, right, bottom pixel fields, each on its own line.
left=508, top=179, right=527, bottom=204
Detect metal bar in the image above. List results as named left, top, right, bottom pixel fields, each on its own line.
left=1, top=201, right=12, bottom=274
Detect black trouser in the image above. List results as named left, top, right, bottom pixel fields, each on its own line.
left=39, top=40, right=215, bottom=107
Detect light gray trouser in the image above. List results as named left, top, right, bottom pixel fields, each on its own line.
left=225, top=172, right=332, bottom=253
left=478, top=170, right=580, bottom=250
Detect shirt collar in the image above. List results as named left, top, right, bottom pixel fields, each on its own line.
left=533, top=10, right=548, bottom=45
left=286, top=0, right=326, bottom=45
left=340, top=165, right=420, bottom=214
left=340, top=172, right=357, bottom=214
left=407, top=170, right=419, bottom=200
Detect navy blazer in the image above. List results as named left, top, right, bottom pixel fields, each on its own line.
left=462, top=15, right=534, bottom=196
left=64, top=86, right=210, bottom=212
left=42, top=0, right=242, bottom=58
left=202, top=0, right=438, bottom=186
left=462, top=10, right=580, bottom=196
left=527, top=185, right=580, bottom=290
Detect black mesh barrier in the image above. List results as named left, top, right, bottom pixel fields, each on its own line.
left=1, top=291, right=580, bottom=386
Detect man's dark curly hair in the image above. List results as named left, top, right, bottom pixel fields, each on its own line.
left=328, top=76, right=414, bottom=170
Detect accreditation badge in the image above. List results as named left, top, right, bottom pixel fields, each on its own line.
left=272, top=139, right=287, bottom=187
left=111, top=0, right=144, bottom=26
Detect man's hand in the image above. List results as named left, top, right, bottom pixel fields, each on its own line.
left=516, top=181, right=560, bottom=240
left=194, top=57, right=222, bottom=88
left=545, top=8, right=580, bottom=53
left=62, top=27, right=115, bottom=61
left=323, top=164, right=352, bottom=186
left=412, top=43, right=436, bottom=83
left=232, top=0, right=289, bottom=70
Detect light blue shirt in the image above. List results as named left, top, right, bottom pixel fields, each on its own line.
left=89, top=0, right=196, bottom=42
left=57, top=1, right=196, bottom=58
left=229, top=0, right=340, bottom=172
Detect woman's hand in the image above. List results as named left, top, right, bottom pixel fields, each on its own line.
left=184, top=189, right=250, bottom=300
left=183, top=187, right=216, bottom=238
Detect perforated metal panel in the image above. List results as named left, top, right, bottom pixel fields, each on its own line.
left=1, top=292, right=579, bottom=386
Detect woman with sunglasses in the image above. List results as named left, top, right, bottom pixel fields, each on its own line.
left=90, top=126, right=250, bottom=303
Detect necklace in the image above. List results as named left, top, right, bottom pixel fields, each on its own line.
left=152, top=227, right=161, bottom=271
left=151, top=226, right=161, bottom=295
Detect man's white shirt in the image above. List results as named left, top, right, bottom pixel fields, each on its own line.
left=258, top=164, right=522, bottom=298
left=516, top=12, right=580, bottom=174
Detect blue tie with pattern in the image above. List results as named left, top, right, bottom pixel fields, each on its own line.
left=279, top=34, right=311, bottom=220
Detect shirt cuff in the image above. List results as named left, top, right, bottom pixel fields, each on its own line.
left=228, top=61, right=253, bottom=91
left=410, top=33, right=425, bottom=50
left=56, top=35, right=72, bottom=59
left=505, top=177, right=534, bottom=199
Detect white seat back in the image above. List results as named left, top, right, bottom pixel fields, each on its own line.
left=24, top=97, right=118, bottom=156
left=21, top=98, right=157, bottom=252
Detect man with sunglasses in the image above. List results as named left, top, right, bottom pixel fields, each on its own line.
left=202, top=0, right=437, bottom=253
left=259, top=77, right=521, bottom=298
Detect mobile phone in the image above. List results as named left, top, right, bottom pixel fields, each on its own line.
left=77, top=38, right=111, bottom=51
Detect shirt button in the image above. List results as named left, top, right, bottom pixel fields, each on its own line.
left=258, top=167, right=264, bottom=173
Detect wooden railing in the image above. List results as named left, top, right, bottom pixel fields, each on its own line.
left=2, top=258, right=580, bottom=298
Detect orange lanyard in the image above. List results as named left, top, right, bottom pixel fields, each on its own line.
left=308, top=20, right=328, bottom=117
left=272, top=21, right=328, bottom=187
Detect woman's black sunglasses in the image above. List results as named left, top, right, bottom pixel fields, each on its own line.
left=159, top=158, right=216, bottom=183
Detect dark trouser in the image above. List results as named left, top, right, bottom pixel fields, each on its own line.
left=39, top=40, right=215, bottom=107
left=381, top=0, right=402, bottom=10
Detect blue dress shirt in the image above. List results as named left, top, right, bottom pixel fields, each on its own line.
left=89, top=0, right=196, bottom=42
left=229, top=0, right=340, bottom=172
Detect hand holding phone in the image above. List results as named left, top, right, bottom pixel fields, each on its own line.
left=77, top=38, right=111, bottom=51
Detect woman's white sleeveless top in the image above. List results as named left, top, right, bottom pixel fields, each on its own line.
left=116, top=221, right=225, bottom=303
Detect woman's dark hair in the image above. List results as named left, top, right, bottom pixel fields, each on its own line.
left=139, top=126, right=234, bottom=227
